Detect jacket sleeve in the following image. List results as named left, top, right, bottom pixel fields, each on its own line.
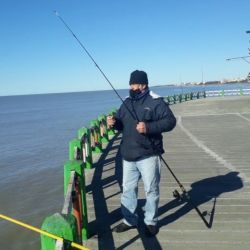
left=146, top=99, right=176, bottom=134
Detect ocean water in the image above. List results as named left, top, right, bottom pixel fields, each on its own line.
left=0, top=83, right=249, bottom=249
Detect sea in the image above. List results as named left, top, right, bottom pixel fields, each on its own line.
left=0, top=83, right=250, bottom=249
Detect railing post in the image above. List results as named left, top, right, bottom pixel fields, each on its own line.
left=165, top=96, right=170, bottom=104
left=179, top=94, right=182, bottom=103
left=41, top=213, right=77, bottom=250
left=98, top=114, right=109, bottom=143
left=69, top=139, right=82, bottom=161
left=78, top=127, right=92, bottom=169
left=173, top=95, right=177, bottom=104
left=64, top=161, right=88, bottom=240
left=166, top=96, right=170, bottom=104
left=89, top=120, right=102, bottom=154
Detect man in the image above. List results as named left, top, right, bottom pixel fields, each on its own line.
left=107, top=70, right=176, bottom=236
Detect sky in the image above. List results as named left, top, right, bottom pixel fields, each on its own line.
left=0, top=0, right=250, bottom=96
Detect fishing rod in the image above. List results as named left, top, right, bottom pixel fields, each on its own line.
left=54, top=11, right=210, bottom=228
left=0, top=214, right=90, bottom=250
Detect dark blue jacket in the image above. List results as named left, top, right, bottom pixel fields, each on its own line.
left=114, top=90, right=176, bottom=161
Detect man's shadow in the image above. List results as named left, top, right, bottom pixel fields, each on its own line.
left=115, top=152, right=243, bottom=230
left=158, top=171, right=244, bottom=228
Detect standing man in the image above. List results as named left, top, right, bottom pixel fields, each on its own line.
left=107, top=70, right=176, bottom=236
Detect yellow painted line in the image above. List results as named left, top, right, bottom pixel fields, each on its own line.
left=0, top=214, right=90, bottom=250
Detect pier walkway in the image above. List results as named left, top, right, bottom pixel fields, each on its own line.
left=85, top=96, right=250, bottom=250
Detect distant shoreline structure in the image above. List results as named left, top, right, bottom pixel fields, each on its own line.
left=154, top=79, right=250, bottom=88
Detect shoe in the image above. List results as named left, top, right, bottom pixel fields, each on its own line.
left=113, top=222, right=137, bottom=233
left=144, top=224, right=159, bottom=237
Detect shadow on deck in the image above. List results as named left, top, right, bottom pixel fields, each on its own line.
left=85, top=133, right=244, bottom=250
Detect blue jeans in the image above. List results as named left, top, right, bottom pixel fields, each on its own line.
left=121, top=156, right=161, bottom=226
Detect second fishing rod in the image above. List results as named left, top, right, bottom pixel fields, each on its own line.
left=54, top=11, right=210, bottom=228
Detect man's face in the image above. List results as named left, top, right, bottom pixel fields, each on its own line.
left=130, top=83, right=147, bottom=91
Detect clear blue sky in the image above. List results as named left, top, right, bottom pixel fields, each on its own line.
left=1, top=0, right=250, bottom=96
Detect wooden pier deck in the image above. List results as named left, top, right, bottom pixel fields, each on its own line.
left=84, top=96, right=250, bottom=250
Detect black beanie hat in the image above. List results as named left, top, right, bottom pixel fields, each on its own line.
left=129, top=70, right=148, bottom=85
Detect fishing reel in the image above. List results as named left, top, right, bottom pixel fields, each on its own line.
left=173, top=189, right=182, bottom=201
left=172, top=189, right=189, bottom=202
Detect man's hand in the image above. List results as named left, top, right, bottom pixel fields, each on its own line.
left=107, top=115, right=116, bottom=127
left=136, top=122, right=147, bottom=134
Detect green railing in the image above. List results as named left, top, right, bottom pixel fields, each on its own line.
left=40, top=91, right=205, bottom=250
left=206, top=88, right=250, bottom=97
left=165, top=91, right=206, bottom=105
left=41, top=110, right=117, bottom=250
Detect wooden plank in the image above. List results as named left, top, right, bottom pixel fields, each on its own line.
left=61, top=171, right=76, bottom=215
